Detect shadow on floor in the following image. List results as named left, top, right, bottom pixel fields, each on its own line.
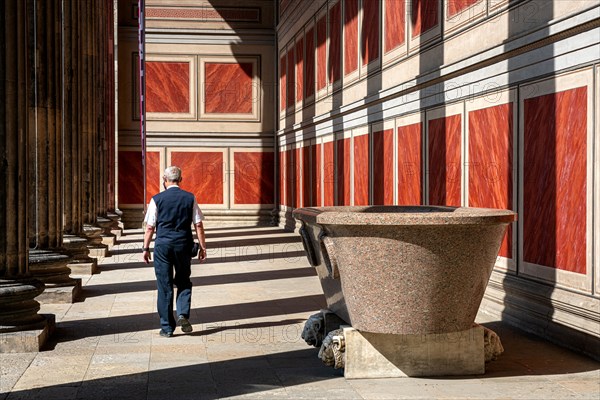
left=43, top=294, right=327, bottom=347
left=6, top=348, right=342, bottom=400
left=80, top=266, right=317, bottom=297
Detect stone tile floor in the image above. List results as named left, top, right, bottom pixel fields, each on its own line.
left=1, top=226, right=599, bottom=399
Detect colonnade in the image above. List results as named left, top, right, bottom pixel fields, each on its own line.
left=0, top=0, right=118, bottom=352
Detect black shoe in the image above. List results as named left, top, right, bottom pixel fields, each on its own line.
left=159, top=329, right=173, bottom=338
left=177, top=315, right=193, bottom=333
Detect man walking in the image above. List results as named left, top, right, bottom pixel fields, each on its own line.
left=142, top=166, right=207, bottom=337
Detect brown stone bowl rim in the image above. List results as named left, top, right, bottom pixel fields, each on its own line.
left=293, top=206, right=517, bottom=226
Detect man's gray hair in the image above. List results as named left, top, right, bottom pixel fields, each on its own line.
left=164, top=166, right=182, bottom=182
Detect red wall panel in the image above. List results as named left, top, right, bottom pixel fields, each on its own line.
left=205, top=63, right=253, bottom=114
left=302, top=146, right=311, bottom=207
left=337, top=137, right=351, bottom=206
left=353, top=135, right=370, bottom=205
left=234, top=152, right=274, bottom=205
left=329, top=1, right=342, bottom=84
left=373, top=129, right=394, bottom=205
left=323, top=141, right=335, bottom=206
left=362, top=0, right=380, bottom=66
left=344, top=0, right=359, bottom=76
left=279, top=151, right=285, bottom=205
left=280, top=55, right=286, bottom=111
left=523, top=87, right=587, bottom=274
left=145, top=151, right=161, bottom=205
left=295, top=38, right=304, bottom=103
left=428, top=115, right=461, bottom=206
left=448, top=0, right=479, bottom=17
left=285, top=149, right=294, bottom=207
left=411, top=0, right=439, bottom=38
left=295, top=148, right=302, bottom=208
left=468, top=104, right=513, bottom=258
left=316, top=15, right=327, bottom=91
left=398, top=123, right=422, bottom=205
left=305, top=27, right=315, bottom=98
left=146, top=62, right=189, bottom=113
left=311, top=144, right=321, bottom=207
left=118, top=150, right=143, bottom=204
left=171, top=152, right=223, bottom=204
left=286, top=50, right=295, bottom=108
left=384, top=0, right=406, bottom=53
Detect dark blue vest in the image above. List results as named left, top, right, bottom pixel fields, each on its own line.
left=153, top=187, right=195, bottom=246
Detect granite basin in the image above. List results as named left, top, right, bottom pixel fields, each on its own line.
left=293, top=206, right=517, bottom=335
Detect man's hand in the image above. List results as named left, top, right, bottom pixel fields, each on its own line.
left=143, top=250, right=151, bottom=264
left=198, top=247, right=206, bottom=262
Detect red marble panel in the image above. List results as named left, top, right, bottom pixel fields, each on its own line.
left=329, top=1, right=342, bottom=84
left=171, top=152, right=223, bottom=204
left=302, top=146, right=311, bottom=207
left=146, top=61, right=189, bottom=113
left=305, top=27, right=315, bottom=98
left=385, top=0, right=406, bottom=53
left=469, top=104, right=513, bottom=258
left=311, top=144, right=321, bottom=207
left=279, top=151, right=286, bottom=205
left=337, top=137, right=352, bottom=206
left=234, top=152, right=275, bottom=205
left=323, top=141, right=335, bottom=206
left=523, top=87, right=587, bottom=274
left=354, top=134, right=370, bottom=206
left=205, top=63, right=253, bottom=114
left=361, top=0, right=380, bottom=66
left=118, top=150, right=143, bottom=204
left=373, top=129, right=394, bottom=205
left=316, top=15, right=327, bottom=91
left=411, top=0, right=439, bottom=38
left=286, top=51, right=295, bottom=109
left=295, top=38, right=304, bottom=103
left=428, top=115, right=461, bottom=206
left=280, top=55, right=286, bottom=111
left=344, top=0, right=359, bottom=76
left=448, top=0, right=479, bottom=17
left=145, top=152, right=161, bottom=205
left=285, top=149, right=294, bottom=207
left=398, top=123, right=422, bottom=205
left=295, top=148, right=302, bottom=208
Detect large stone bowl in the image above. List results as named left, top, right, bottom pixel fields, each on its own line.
left=293, top=206, right=516, bottom=335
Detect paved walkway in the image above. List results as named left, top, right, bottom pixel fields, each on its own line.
left=1, top=226, right=599, bottom=399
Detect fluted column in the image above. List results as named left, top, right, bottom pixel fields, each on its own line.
left=62, top=0, right=98, bottom=276
left=1, top=0, right=53, bottom=353
left=27, top=0, right=81, bottom=304
left=81, top=0, right=109, bottom=258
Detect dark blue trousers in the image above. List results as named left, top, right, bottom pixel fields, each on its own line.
left=153, top=243, right=192, bottom=333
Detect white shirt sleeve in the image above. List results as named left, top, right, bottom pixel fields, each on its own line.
left=193, top=198, right=204, bottom=224
left=144, top=199, right=158, bottom=227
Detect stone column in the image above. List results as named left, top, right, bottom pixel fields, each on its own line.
left=62, top=0, right=98, bottom=276
left=81, top=0, right=109, bottom=258
left=27, top=0, right=81, bottom=304
left=0, top=0, right=54, bottom=353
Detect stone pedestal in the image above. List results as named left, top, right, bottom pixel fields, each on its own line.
left=342, top=325, right=485, bottom=378
left=0, top=278, right=53, bottom=353
left=63, top=234, right=98, bottom=276
left=96, top=216, right=117, bottom=248
left=107, top=211, right=123, bottom=239
left=29, top=250, right=82, bottom=304
left=83, top=223, right=109, bottom=257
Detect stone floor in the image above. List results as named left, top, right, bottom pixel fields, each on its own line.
left=1, top=226, right=599, bottom=400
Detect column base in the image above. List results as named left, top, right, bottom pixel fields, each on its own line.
left=67, top=259, right=98, bottom=276
left=87, top=245, right=109, bottom=258
left=0, top=314, right=55, bottom=353
left=100, top=234, right=116, bottom=247
left=342, top=325, right=485, bottom=378
left=35, top=280, right=82, bottom=304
